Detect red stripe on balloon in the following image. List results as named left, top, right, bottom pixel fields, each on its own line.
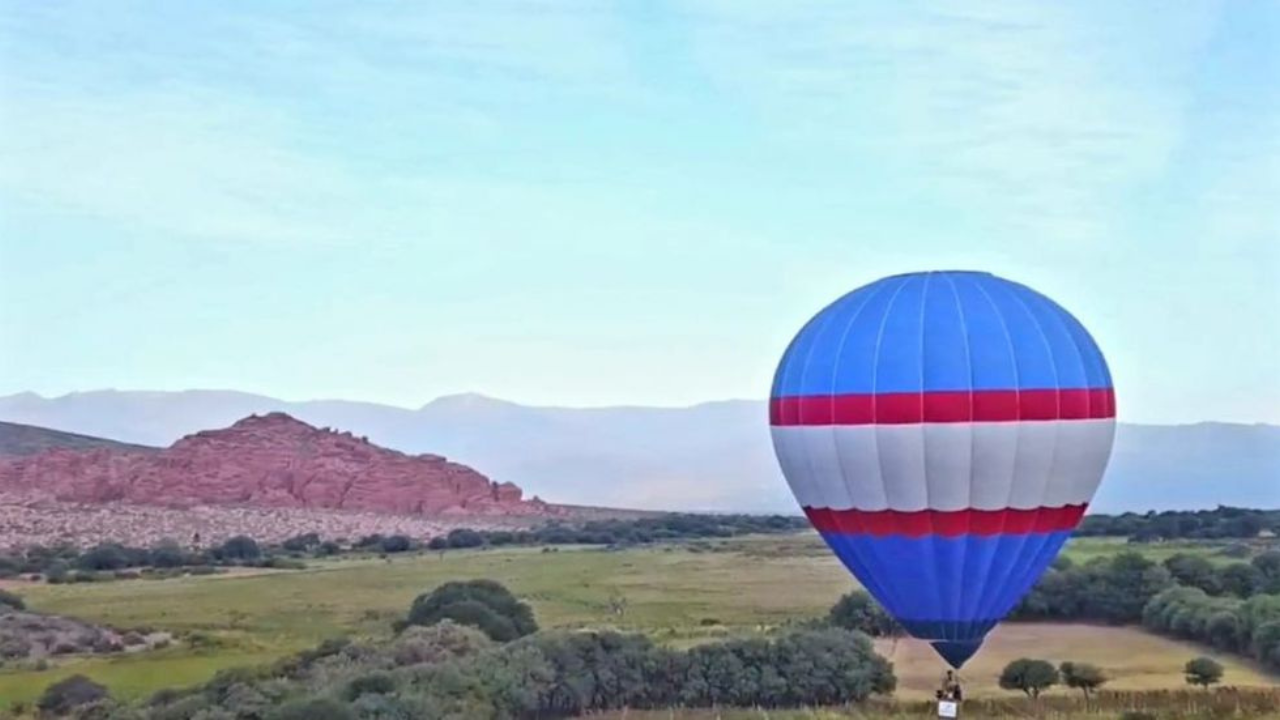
left=802, top=505, right=1088, bottom=538
left=769, top=388, right=1115, bottom=425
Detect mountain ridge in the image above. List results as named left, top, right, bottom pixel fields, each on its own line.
left=1, top=390, right=1276, bottom=513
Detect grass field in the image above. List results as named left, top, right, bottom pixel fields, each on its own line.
left=0, top=535, right=1273, bottom=709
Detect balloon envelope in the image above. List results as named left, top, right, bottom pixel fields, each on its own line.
left=769, top=271, right=1115, bottom=668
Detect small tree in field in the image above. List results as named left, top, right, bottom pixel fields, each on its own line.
left=999, top=658, right=1059, bottom=698
left=1184, top=656, right=1224, bottom=689
left=1060, top=661, right=1107, bottom=700
left=38, top=675, right=108, bottom=715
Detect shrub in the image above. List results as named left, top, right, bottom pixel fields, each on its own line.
left=380, top=535, right=411, bottom=553
left=268, top=697, right=355, bottom=720
left=392, top=621, right=492, bottom=666
left=427, top=537, right=449, bottom=551
left=405, top=580, right=537, bottom=641
left=1059, top=661, right=1108, bottom=699
left=37, top=674, right=109, bottom=715
left=998, top=658, right=1059, bottom=698
left=216, top=536, right=261, bottom=562
left=149, top=540, right=188, bottom=569
left=343, top=671, right=397, bottom=700
left=828, top=590, right=900, bottom=637
left=446, top=528, right=484, bottom=549
left=1185, top=656, right=1224, bottom=688
left=0, top=588, right=25, bottom=610
left=78, top=543, right=130, bottom=571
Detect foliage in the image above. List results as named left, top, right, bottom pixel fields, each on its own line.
left=380, top=535, right=411, bottom=553
left=213, top=536, right=262, bottom=562
left=827, top=590, right=901, bottom=637
left=1184, top=656, right=1224, bottom=688
left=269, top=697, right=355, bottom=720
left=38, top=674, right=110, bottom=715
left=1077, top=506, right=1280, bottom=541
left=0, top=588, right=25, bottom=611
left=1059, top=661, right=1107, bottom=699
left=1142, top=586, right=1280, bottom=671
left=405, top=580, right=538, bottom=641
left=1015, top=552, right=1174, bottom=623
left=998, top=659, right=1059, bottom=698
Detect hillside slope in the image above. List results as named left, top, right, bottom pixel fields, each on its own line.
left=0, top=420, right=156, bottom=457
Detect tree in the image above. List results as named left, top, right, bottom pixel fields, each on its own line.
left=1219, top=563, right=1263, bottom=598
left=380, top=535, right=411, bottom=553
left=446, top=529, right=484, bottom=549
left=1184, top=656, right=1224, bottom=689
left=282, top=533, right=320, bottom=552
left=1059, top=661, right=1107, bottom=700
left=999, top=659, right=1059, bottom=698
left=427, top=536, right=449, bottom=551
left=1164, top=554, right=1222, bottom=595
left=149, top=540, right=188, bottom=568
left=828, top=591, right=900, bottom=637
left=1253, top=550, right=1280, bottom=593
left=37, top=674, right=109, bottom=715
left=217, top=536, right=261, bottom=561
left=78, top=543, right=130, bottom=571
left=405, top=580, right=537, bottom=641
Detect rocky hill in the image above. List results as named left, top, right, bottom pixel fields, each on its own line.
left=0, top=421, right=156, bottom=457
left=0, top=413, right=551, bottom=517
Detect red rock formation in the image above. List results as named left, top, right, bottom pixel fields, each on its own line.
left=0, top=413, right=553, bottom=517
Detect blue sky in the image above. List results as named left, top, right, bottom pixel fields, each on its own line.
left=1, top=1, right=1276, bottom=423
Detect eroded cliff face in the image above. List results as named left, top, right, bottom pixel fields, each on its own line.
left=0, top=413, right=551, bottom=516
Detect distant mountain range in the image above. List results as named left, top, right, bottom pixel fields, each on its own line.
left=1, top=390, right=1276, bottom=513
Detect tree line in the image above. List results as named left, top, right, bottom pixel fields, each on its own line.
left=1077, top=506, right=1280, bottom=542
left=1011, top=550, right=1280, bottom=671
left=34, top=579, right=894, bottom=719
left=0, top=513, right=809, bottom=585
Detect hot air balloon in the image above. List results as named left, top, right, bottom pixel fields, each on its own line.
left=769, top=270, right=1115, bottom=669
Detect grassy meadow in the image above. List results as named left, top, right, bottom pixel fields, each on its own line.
left=0, top=534, right=1274, bottom=709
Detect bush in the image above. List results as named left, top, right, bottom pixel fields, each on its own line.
left=998, top=658, right=1059, bottom=698
left=37, top=674, right=109, bottom=715
left=149, top=540, right=188, bottom=569
left=343, top=671, right=397, bottom=700
left=1059, top=661, right=1107, bottom=699
left=0, top=588, right=25, bottom=610
left=446, top=529, right=484, bottom=549
left=269, top=697, right=355, bottom=720
left=828, top=590, right=900, bottom=637
left=405, top=580, right=537, bottom=641
left=78, top=543, right=131, bottom=571
left=216, top=536, right=261, bottom=562
left=1185, top=656, right=1224, bottom=688
left=426, top=536, right=449, bottom=551
left=380, top=535, right=411, bottom=553
left=392, top=621, right=492, bottom=665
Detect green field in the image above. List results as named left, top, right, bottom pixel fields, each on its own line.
left=0, top=535, right=1272, bottom=709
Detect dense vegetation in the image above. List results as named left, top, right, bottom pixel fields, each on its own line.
left=401, top=579, right=538, bottom=641
left=32, top=576, right=894, bottom=720
left=1011, top=550, right=1280, bottom=671
left=0, top=514, right=808, bottom=585
left=419, top=514, right=810, bottom=551
left=1078, top=507, right=1280, bottom=542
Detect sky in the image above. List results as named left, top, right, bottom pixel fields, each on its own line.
left=0, top=1, right=1277, bottom=423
